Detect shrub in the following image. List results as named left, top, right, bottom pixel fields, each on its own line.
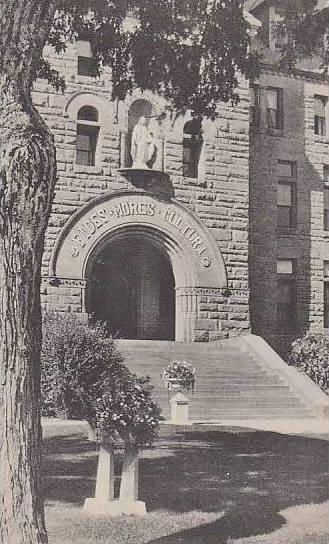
left=41, top=312, right=162, bottom=444
left=41, top=312, right=124, bottom=419
left=289, top=332, right=329, bottom=394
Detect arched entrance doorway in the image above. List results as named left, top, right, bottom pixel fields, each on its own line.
left=49, top=191, right=228, bottom=342
left=87, top=234, right=175, bottom=340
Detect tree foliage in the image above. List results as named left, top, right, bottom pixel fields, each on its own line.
left=41, top=312, right=162, bottom=446
left=277, top=0, right=329, bottom=73
left=36, top=0, right=259, bottom=119
left=289, top=332, right=329, bottom=395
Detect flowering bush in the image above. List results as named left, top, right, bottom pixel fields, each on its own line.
left=289, top=332, right=329, bottom=394
left=41, top=312, right=162, bottom=444
left=93, top=374, right=162, bottom=446
left=162, top=360, right=196, bottom=391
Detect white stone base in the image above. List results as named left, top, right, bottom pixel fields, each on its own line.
left=83, top=498, right=147, bottom=516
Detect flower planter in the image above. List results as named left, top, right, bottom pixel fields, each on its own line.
left=162, top=361, right=196, bottom=424
left=162, top=361, right=196, bottom=393
left=164, top=377, right=185, bottom=391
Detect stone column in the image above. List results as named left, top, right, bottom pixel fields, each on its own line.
left=119, top=130, right=127, bottom=168
left=95, top=443, right=115, bottom=501
left=84, top=441, right=115, bottom=514
left=175, top=287, right=198, bottom=342
left=119, top=446, right=146, bottom=514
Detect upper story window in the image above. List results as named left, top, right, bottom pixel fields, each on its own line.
left=314, top=95, right=327, bottom=136
left=250, top=85, right=260, bottom=128
left=269, top=7, right=288, bottom=51
left=76, top=106, right=99, bottom=166
left=77, top=40, right=96, bottom=77
left=324, top=165, right=329, bottom=183
left=183, top=119, right=203, bottom=178
left=324, top=165, right=329, bottom=231
left=277, top=161, right=297, bottom=231
left=266, top=87, right=283, bottom=130
left=277, top=259, right=297, bottom=330
left=324, top=261, right=329, bottom=328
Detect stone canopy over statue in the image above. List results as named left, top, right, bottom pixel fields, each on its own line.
left=131, top=116, right=155, bottom=169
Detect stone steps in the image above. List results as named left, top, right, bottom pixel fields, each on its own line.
left=117, top=337, right=317, bottom=421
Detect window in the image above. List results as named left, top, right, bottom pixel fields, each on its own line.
left=324, top=262, right=329, bottom=328
left=324, top=190, right=329, bottom=231
left=77, top=40, right=96, bottom=77
left=277, top=259, right=296, bottom=329
left=266, top=88, right=283, bottom=130
left=76, top=106, right=99, bottom=166
left=324, top=166, right=329, bottom=231
left=183, top=119, right=203, bottom=178
left=250, top=85, right=260, bottom=128
left=277, top=161, right=296, bottom=231
left=314, top=95, right=327, bottom=136
left=269, top=7, right=288, bottom=51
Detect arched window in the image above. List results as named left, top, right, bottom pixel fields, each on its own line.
left=77, top=106, right=98, bottom=122
left=76, top=106, right=99, bottom=166
left=125, top=99, right=157, bottom=167
left=183, top=119, right=203, bottom=178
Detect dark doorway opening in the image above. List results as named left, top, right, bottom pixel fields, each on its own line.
left=88, top=236, right=175, bottom=340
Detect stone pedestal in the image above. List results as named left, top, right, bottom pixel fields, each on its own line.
left=118, top=446, right=146, bottom=514
left=84, top=443, right=146, bottom=516
left=170, top=392, right=190, bottom=424
left=84, top=441, right=115, bottom=513
left=118, top=168, right=173, bottom=197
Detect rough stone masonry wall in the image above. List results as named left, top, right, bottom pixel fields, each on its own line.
left=249, top=71, right=329, bottom=358
left=33, top=42, right=251, bottom=340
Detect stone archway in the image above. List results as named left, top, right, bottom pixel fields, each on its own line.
left=49, top=191, right=227, bottom=341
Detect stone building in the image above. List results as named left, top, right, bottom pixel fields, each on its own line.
left=35, top=1, right=329, bottom=361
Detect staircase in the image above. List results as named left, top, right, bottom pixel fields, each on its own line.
left=117, top=336, right=326, bottom=421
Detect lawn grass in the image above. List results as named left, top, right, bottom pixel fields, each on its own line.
left=43, top=421, right=329, bottom=544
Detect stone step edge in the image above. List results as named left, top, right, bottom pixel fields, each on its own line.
left=239, top=334, right=329, bottom=418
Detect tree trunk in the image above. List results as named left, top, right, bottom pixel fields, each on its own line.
left=0, top=1, right=57, bottom=543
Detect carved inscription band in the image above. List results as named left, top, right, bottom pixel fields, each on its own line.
left=71, top=199, right=212, bottom=267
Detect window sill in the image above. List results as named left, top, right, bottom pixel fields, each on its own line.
left=266, top=127, right=284, bottom=137
left=276, top=228, right=297, bottom=237
left=313, top=134, right=329, bottom=145
left=74, top=164, right=103, bottom=175
left=74, top=75, right=104, bottom=86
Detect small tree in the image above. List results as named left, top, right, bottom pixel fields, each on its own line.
left=42, top=312, right=162, bottom=513
left=41, top=312, right=162, bottom=442
left=41, top=312, right=123, bottom=419
left=289, top=332, right=329, bottom=394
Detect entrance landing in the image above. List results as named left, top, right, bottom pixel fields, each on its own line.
left=118, top=335, right=328, bottom=422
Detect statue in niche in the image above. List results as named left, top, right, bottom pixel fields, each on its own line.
left=130, top=116, right=156, bottom=169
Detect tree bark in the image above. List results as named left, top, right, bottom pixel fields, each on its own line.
left=0, top=1, right=57, bottom=543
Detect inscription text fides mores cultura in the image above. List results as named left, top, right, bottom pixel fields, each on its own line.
left=71, top=200, right=212, bottom=267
